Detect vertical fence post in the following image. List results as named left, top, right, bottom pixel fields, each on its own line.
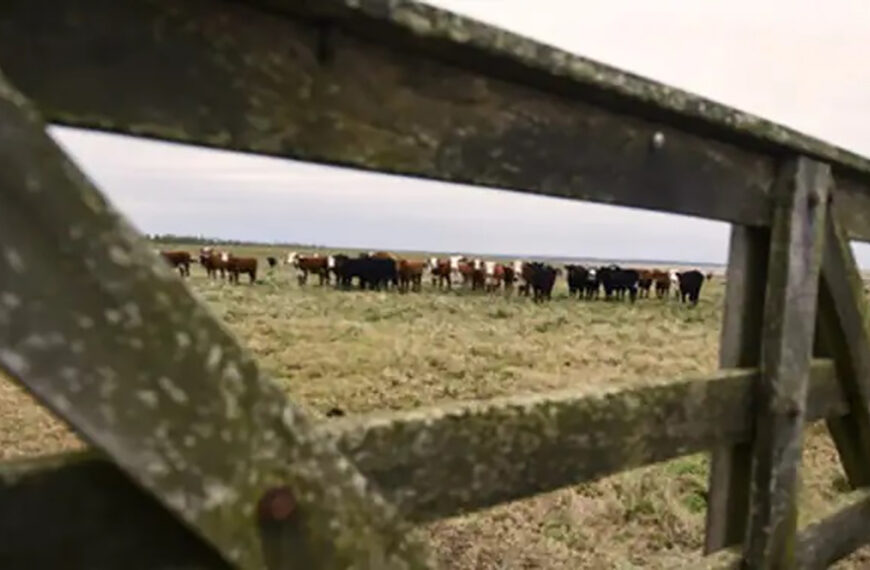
left=705, top=225, right=770, bottom=553
left=743, top=157, right=831, bottom=568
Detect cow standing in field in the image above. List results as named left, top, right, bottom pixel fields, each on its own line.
left=469, top=259, right=486, bottom=291
left=454, top=258, right=473, bottom=289
left=598, top=265, right=639, bottom=302
left=677, top=270, right=705, bottom=305
left=652, top=270, right=670, bottom=298
left=159, top=250, right=192, bottom=277
left=503, top=264, right=517, bottom=294
left=397, top=259, right=426, bottom=293
left=334, top=254, right=398, bottom=290
left=287, top=252, right=329, bottom=286
left=200, top=248, right=229, bottom=279
left=524, top=262, right=559, bottom=302
left=565, top=264, right=589, bottom=298
left=584, top=268, right=600, bottom=299
left=517, top=261, right=539, bottom=297
left=267, top=256, right=278, bottom=269
left=428, top=257, right=449, bottom=288
left=227, top=256, right=258, bottom=284
left=637, top=269, right=653, bottom=298
left=484, top=261, right=506, bottom=292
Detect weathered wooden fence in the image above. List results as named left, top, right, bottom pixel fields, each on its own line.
left=2, top=1, right=870, bottom=568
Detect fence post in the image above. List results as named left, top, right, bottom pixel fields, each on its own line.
left=705, top=225, right=769, bottom=553
left=743, top=157, right=831, bottom=568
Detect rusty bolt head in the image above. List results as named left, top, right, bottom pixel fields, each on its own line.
left=258, top=486, right=296, bottom=522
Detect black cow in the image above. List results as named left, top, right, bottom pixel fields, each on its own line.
left=678, top=270, right=705, bottom=305
left=333, top=254, right=397, bottom=291
left=267, top=256, right=278, bottom=269
left=598, top=265, right=639, bottom=302
left=565, top=264, right=600, bottom=299
left=526, top=262, right=559, bottom=302
left=583, top=268, right=600, bottom=299
left=565, top=264, right=587, bottom=298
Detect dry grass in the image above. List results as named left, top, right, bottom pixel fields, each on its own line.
left=0, top=243, right=861, bottom=567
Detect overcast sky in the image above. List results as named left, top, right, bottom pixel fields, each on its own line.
left=48, top=0, right=870, bottom=265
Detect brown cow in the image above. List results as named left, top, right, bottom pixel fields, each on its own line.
left=464, top=259, right=486, bottom=291
left=428, top=257, right=453, bottom=289
left=484, top=261, right=505, bottom=293
left=227, top=256, right=257, bottom=284
left=518, top=262, right=533, bottom=296
left=503, top=264, right=517, bottom=294
left=288, top=252, right=329, bottom=286
left=200, top=248, right=229, bottom=279
left=652, top=269, right=670, bottom=298
left=637, top=269, right=653, bottom=298
left=397, top=259, right=426, bottom=293
left=160, top=250, right=191, bottom=277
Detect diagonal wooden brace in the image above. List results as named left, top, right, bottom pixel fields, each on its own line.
left=0, top=71, right=432, bottom=569
left=815, top=201, right=870, bottom=488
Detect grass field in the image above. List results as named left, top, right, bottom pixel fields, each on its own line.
left=1, top=243, right=865, bottom=568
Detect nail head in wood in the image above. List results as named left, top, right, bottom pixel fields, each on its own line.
left=258, top=486, right=296, bottom=522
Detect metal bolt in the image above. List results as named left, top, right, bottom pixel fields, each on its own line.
left=651, top=131, right=665, bottom=150
left=258, top=486, right=296, bottom=522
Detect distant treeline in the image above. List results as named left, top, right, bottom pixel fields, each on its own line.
left=147, top=233, right=321, bottom=249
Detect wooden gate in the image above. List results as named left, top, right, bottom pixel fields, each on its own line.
left=3, top=1, right=870, bottom=568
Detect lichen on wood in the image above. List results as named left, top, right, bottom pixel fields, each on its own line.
left=743, top=157, right=831, bottom=568
left=320, top=362, right=843, bottom=522
left=0, top=68, right=432, bottom=569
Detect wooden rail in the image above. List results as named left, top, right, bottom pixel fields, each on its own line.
left=3, top=0, right=870, bottom=241
left=0, top=361, right=846, bottom=567
left=3, top=0, right=870, bottom=568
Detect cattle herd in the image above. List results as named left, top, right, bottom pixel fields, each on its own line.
left=156, top=247, right=711, bottom=305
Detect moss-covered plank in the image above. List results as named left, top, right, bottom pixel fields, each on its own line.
left=0, top=452, right=231, bottom=570
left=705, top=225, right=769, bottom=553
left=4, top=1, right=870, bottom=238
left=250, top=0, right=870, bottom=178
left=319, top=362, right=844, bottom=522
left=0, top=72, right=432, bottom=569
left=0, top=0, right=771, bottom=228
left=1, top=364, right=844, bottom=551
left=743, top=157, right=831, bottom=568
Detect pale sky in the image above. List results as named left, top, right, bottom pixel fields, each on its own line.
left=47, top=0, right=870, bottom=264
